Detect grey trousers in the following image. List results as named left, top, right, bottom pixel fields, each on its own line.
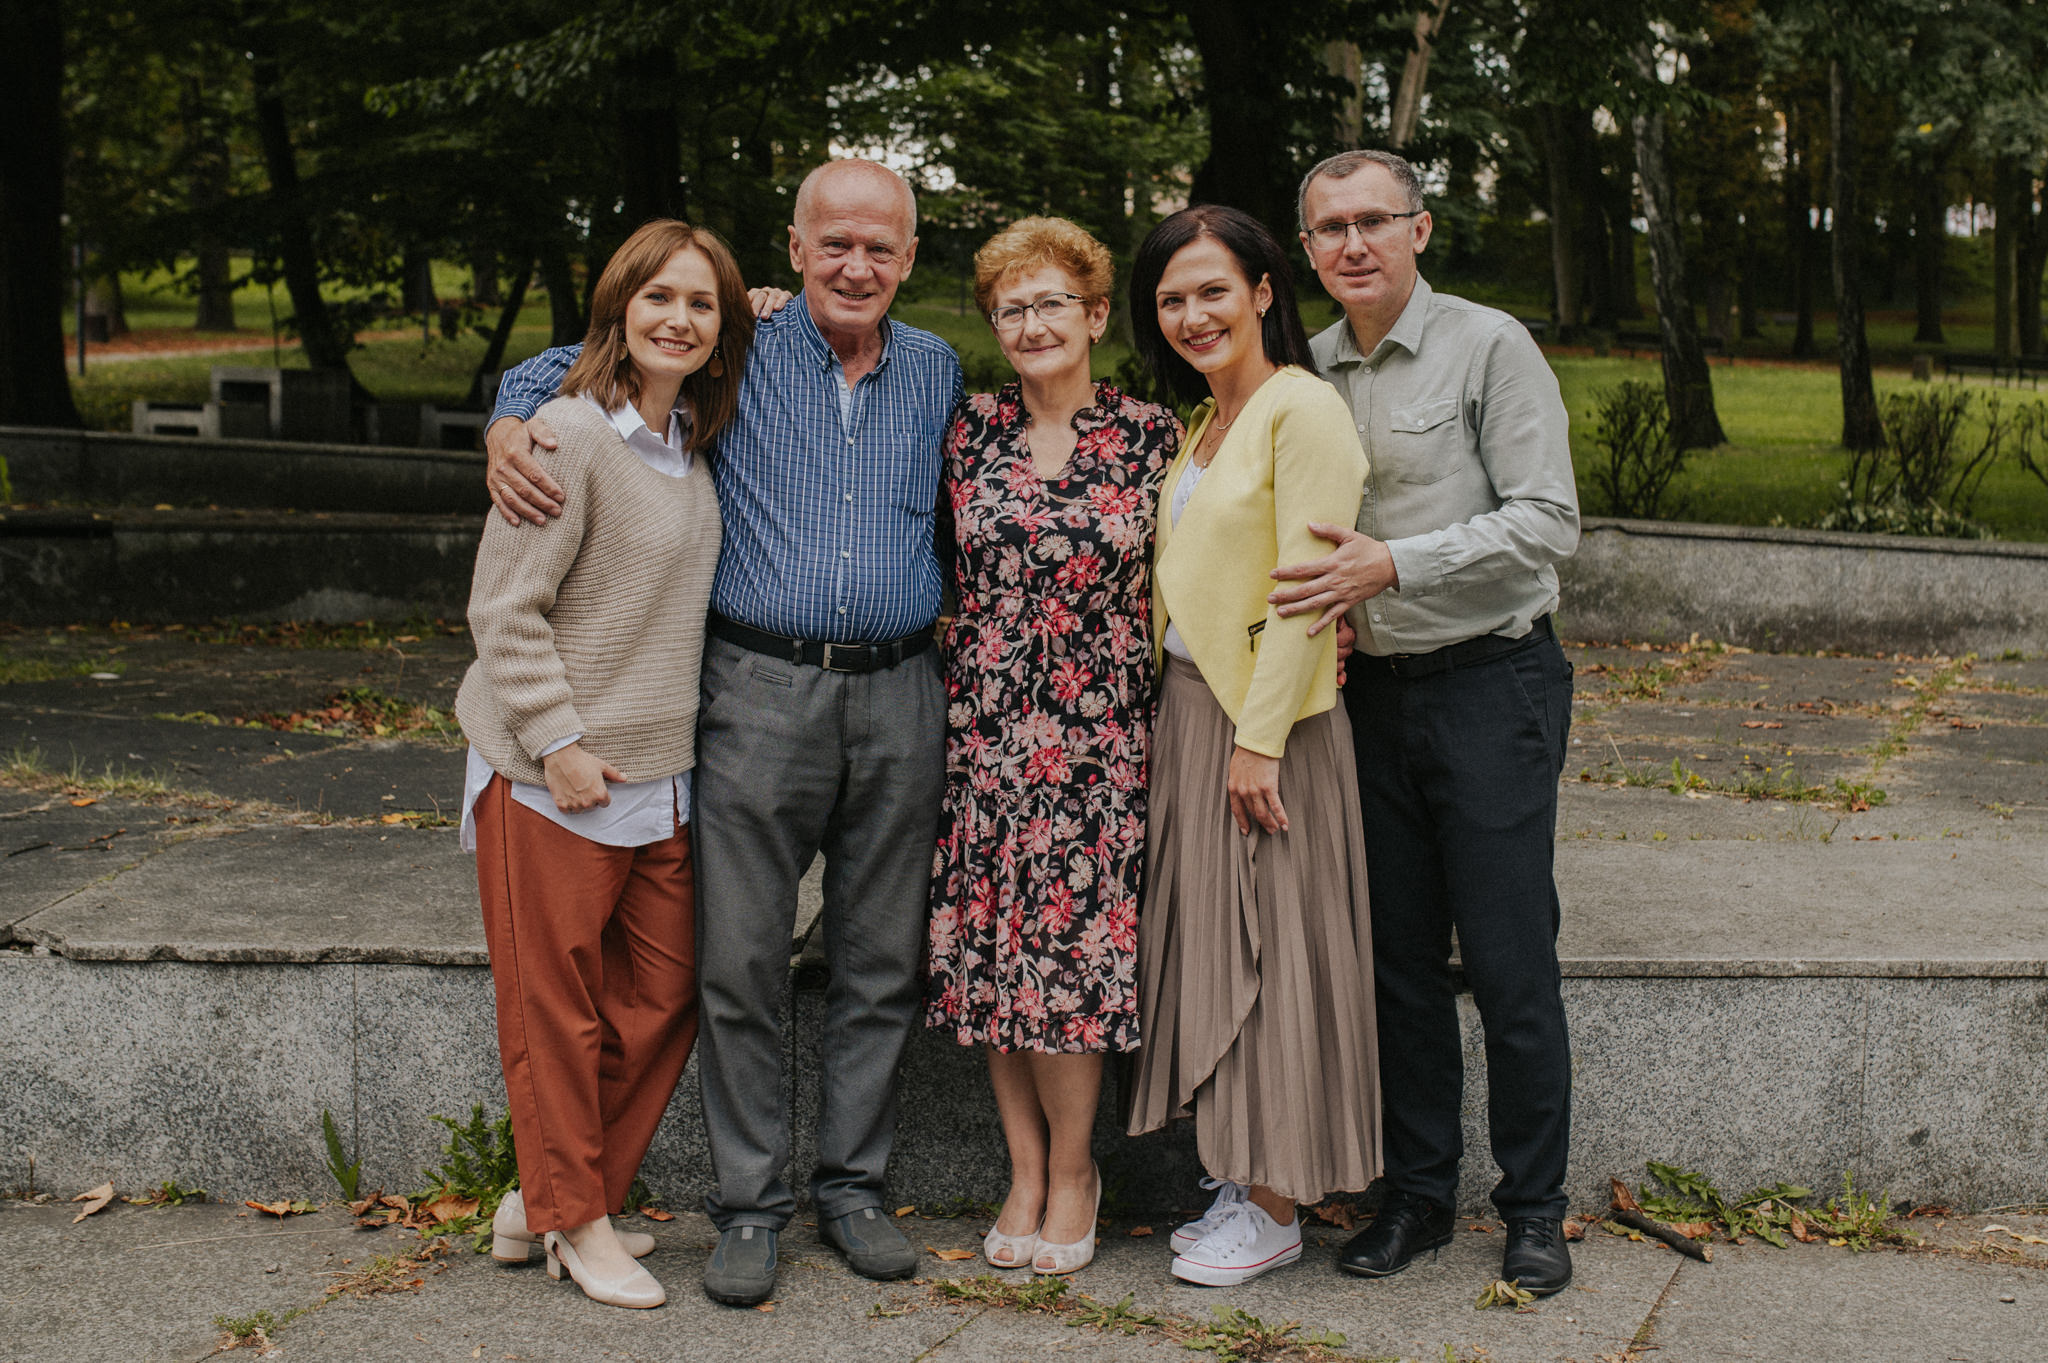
left=692, top=635, right=946, bottom=1230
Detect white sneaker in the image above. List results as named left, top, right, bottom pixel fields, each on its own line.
left=1171, top=1200, right=1303, bottom=1287
left=1170, top=1178, right=1247, bottom=1254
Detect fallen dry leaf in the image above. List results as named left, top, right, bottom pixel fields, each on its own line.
left=1562, top=1217, right=1588, bottom=1242
left=379, top=812, right=409, bottom=825
left=754, top=1302, right=776, bottom=1313
left=1609, top=1179, right=1643, bottom=1214
left=642, top=1208, right=674, bottom=1222
left=928, top=1247, right=977, bottom=1261
left=1128, top=1226, right=1155, bottom=1238
left=419, top=1193, right=479, bottom=1224
left=1671, top=1221, right=1715, bottom=1240
left=1789, top=1214, right=1816, bottom=1243
left=894, top=1205, right=917, bottom=1218
left=1739, top=721, right=1784, bottom=730
left=349, top=1190, right=384, bottom=1218
left=1948, top=718, right=1983, bottom=731
left=69, top=797, right=99, bottom=807
left=71, top=1182, right=115, bottom=1223
left=1907, top=1204, right=1952, bottom=1219
left=1468, top=1223, right=1494, bottom=1233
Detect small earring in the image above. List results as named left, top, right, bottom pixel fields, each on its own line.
left=1257, top=306, right=1267, bottom=318
left=708, top=345, right=724, bottom=379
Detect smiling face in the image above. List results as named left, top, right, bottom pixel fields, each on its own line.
left=789, top=169, right=918, bottom=342
left=623, top=245, right=722, bottom=394
left=1153, top=236, right=1273, bottom=385
left=1298, top=161, right=1431, bottom=325
left=989, top=264, right=1108, bottom=389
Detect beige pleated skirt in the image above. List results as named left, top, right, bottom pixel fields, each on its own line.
left=1126, top=654, right=1381, bottom=1204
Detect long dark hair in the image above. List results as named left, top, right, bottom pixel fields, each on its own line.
left=1130, top=205, right=1316, bottom=407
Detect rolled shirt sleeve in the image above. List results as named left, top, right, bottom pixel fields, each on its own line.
left=490, top=344, right=583, bottom=426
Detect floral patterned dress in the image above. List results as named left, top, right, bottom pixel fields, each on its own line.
left=925, top=380, right=1179, bottom=1053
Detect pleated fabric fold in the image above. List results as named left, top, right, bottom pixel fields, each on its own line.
left=1127, top=654, right=1381, bottom=1204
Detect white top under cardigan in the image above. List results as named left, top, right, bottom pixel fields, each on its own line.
left=458, top=397, right=697, bottom=852
left=1161, top=461, right=1207, bottom=662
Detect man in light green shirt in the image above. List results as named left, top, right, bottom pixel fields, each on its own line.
left=1269, top=149, right=1580, bottom=1297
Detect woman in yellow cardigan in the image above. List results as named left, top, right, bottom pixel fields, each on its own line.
left=1125, top=205, right=1380, bottom=1288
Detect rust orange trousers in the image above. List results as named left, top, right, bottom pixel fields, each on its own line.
left=473, top=775, right=699, bottom=1233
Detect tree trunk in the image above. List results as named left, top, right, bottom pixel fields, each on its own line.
left=1786, top=101, right=1816, bottom=357
left=400, top=245, right=434, bottom=316
left=615, top=51, right=684, bottom=227
left=1993, top=156, right=2021, bottom=361
left=1388, top=0, right=1452, bottom=150
left=1606, top=182, right=1643, bottom=321
left=470, top=251, right=502, bottom=308
left=0, top=0, right=81, bottom=426
left=1631, top=92, right=1725, bottom=449
left=1912, top=159, right=1946, bottom=345
left=1183, top=0, right=1295, bottom=240
left=1536, top=105, right=1583, bottom=333
left=2020, top=173, right=2045, bottom=356
left=1702, top=273, right=1730, bottom=346
left=83, top=270, right=129, bottom=338
left=249, top=42, right=354, bottom=375
left=1574, top=118, right=1616, bottom=329
left=538, top=237, right=583, bottom=346
left=185, top=73, right=237, bottom=331
left=468, top=260, right=532, bottom=409
left=1829, top=59, right=1881, bottom=453
left=1737, top=266, right=1760, bottom=339
left=1325, top=40, right=1363, bottom=148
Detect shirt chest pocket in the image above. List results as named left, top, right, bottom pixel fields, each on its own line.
left=1383, top=396, right=1465, bottom=486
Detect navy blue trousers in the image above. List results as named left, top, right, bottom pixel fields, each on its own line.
left=1344, top=627, right=1574, bottom=1219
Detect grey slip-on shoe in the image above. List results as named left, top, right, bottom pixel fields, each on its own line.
left=703, top=1225, right=778, bottom=1306
left=819, top=1206, right=919, bottom=1280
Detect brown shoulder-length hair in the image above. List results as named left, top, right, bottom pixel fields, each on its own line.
left=558, top=220, right=754, bottom=453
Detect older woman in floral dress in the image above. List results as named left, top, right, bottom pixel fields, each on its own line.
left=925, top=217, right=1179, bottom=1277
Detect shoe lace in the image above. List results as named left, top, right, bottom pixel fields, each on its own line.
left=1189, top=1179, right=1248, bottom=1232
left=1506, top=1217, right=1559, bottom=1250
left=1198, top=1200, right=1262, bottom=1254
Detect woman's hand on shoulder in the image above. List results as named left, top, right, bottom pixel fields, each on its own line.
left=1227, top=745, right=1287, bottom=836
left=542, top=741, right=625, bottom=813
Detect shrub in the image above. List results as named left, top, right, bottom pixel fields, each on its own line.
left=1589, top=380, right=1690, bottom=519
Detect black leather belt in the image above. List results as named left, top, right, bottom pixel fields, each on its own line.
left=1363, top=615, right=1553, bottom=680
left=709, top=613, right=934, bottom=674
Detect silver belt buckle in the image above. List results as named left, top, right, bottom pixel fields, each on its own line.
left=820, top=642, right=856, bottom=672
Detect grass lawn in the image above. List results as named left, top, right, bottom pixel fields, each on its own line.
left=1555, top=357, right=2048, bottom=540
left=57, top=264, right=2048, bottom=541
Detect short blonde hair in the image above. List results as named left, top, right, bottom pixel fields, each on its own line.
left=972, top=217, right=1114, bottom=317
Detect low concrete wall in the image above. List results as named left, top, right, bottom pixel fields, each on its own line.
left=0, top=426, right=488, bottom=516
left=0, top=509, right=478, bottom=624
left=3, top=954, right=2040, bottom=1216
left=1563, top=518, right=2048, bottom=656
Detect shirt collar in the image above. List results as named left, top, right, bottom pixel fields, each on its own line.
left=584, top=394, right=687, bottom=453
left=790, top=288, right=893, bottom=375
left=1327, top=274, right=1434, bottom=366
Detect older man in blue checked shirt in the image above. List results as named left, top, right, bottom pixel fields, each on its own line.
left=483, top=159, right=963, bottom=1308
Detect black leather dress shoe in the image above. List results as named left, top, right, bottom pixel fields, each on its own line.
left=1337, top=1190, right=1455, bottom=1278
left=1501, top=1216, right=1573, bottom=1295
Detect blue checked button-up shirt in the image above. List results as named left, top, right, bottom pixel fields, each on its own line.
left=491, top=296, right=963, bottom=642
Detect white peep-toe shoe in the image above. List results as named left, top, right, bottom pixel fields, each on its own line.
left=492, top=1189, right=656, bottom=1262
left=1031, top=1165, right=1101, bottom=1276
left=544, top=1230, right=666, bottom=1309
left=982, top=1216, right=1042, bottom=1269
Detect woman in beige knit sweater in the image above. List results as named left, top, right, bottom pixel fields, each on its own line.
left=454, top=219, right=752, bottom=1310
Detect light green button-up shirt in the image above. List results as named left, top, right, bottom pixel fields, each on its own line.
left=1310, top=276, right=1580, bottom=657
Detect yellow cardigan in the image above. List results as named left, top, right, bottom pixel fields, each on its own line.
left=1153, top=366, right=1369, bottom=758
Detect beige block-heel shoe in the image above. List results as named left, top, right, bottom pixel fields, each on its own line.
left=1031, top=1165, right=1101, bottom=1276
left=544, top=1230, right=666, bottom=1309
left=492, top=1190, right=656, bottom=1262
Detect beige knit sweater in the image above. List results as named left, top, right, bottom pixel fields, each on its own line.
left=456, top=397, right=722, bottom=786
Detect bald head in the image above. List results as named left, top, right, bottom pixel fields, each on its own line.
left=793, top=159, right=918, bottom=237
